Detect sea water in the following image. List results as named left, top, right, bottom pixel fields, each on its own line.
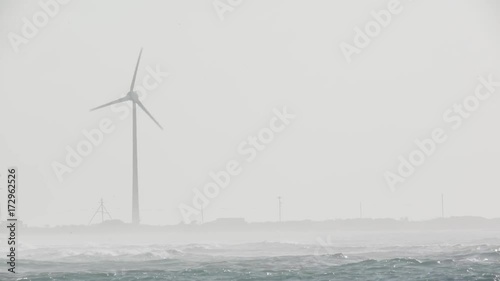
left=2, top=239, right=500, bottom=281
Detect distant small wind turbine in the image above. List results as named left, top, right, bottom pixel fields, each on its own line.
left=90, top=48, right=163, bottom=224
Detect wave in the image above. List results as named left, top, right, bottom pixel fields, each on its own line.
left=11, top=242, right=500, bottom=265
left=7, top=242, right=500, bottom=281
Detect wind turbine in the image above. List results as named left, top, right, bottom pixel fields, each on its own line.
left=90, top=48, right=163, bottom=224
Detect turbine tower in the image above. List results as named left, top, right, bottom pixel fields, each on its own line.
left=90, top=49, right=163, bottom=224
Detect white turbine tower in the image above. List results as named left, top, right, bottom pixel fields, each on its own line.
left=90, top=49, right=163, bottom=224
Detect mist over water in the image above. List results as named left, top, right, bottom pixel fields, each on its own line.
left=3, top=230, right=499, bottom=280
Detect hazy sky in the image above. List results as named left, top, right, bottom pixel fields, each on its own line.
left=1, top=0, right=500, bottom=226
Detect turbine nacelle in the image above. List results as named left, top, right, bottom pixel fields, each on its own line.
left=127, top=91, right=140, bottom=102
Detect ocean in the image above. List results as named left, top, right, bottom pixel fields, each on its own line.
left=3, top=238, right=500, bottom=281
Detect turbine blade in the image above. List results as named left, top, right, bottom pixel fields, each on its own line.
left=136, top=100, right=163, bottom=130
left=90, top=96, right=129, bottom=111
left=130, top=48, right=143, bottom=91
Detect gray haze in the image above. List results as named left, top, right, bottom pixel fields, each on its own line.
left=1, top=0, right=500, bottom=226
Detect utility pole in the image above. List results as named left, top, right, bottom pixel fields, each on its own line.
left=359, top=202, right=363, bottom=219
left=100, top=198, right=104, bottom=222
left=88, top=198, right=112, bottom=225
left=278, top=196, right=282, bottom=223
left=441, top=194, right=444, bottom=218
left=201, top=205, right=204, bottom=224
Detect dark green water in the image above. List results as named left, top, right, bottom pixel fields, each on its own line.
left=2, top=242, right=499, bottom=280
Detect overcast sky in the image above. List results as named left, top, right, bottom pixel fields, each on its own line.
left=1, top=0, right=500, bottom=226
